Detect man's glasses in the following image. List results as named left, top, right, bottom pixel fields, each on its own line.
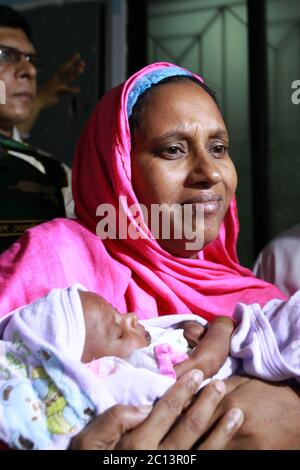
left=0, top=45, right=43, bottom=71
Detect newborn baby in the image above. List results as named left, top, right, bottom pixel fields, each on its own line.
left=2, top=283, right=300, bottom=450
left=0, top=284, right=212, bottom=450
left=80, top=290, right=202, bottom=379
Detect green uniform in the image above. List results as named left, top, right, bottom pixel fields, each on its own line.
left=0, top=133, right=67, bottom=253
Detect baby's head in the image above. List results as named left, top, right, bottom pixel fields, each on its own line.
left=79, top=291, right=151, bottom=363
left=5, top=285, right=150, bottom=364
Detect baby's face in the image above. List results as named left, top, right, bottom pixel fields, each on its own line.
left=80, top=291, right=151, bottom=363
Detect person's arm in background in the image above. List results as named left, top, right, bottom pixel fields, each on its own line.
left=18, top=53, right=86, bottom=136
left=71, top=369, right=244, bottom=450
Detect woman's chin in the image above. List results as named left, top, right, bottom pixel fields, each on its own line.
left=157, top=238, right=215, bottom=259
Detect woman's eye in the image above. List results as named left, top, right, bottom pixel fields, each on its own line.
left=159, top=146, right=186, bottom=159
left=210, top=144, right=228, bottom=156
left=167, top=146, right=182, bottom=154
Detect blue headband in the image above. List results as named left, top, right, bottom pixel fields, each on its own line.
left=127, top=66, right=193, bottom=118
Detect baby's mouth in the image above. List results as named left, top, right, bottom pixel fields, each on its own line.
left=145, top=329, right=151, bottom=346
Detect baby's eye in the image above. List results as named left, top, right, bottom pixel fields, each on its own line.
left=116, top=325, right=123, bottom=339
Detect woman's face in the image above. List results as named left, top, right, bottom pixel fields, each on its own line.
left=131, top=81, right=237, bottom=258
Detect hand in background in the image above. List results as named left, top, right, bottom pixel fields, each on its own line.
left=18, top=53, right=86, bottom=135
left=37, top=53, right=86, bottom=109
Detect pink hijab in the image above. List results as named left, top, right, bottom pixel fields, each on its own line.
left=0, top=62, right=285, bottom=321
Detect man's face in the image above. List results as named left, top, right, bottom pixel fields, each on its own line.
left=0, top=27, right=37, bottom=134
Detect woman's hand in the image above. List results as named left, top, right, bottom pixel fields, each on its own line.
left=175, top=317, right=234, bottom=378
left=71, top=370, right=244, bottom=450
left=211, top=376, right=300, bottom=449
left=70, top=404, right=151, bottom=450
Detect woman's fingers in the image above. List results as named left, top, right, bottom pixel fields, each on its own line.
left=175, top=318, right=233, bottom=378
left=161, top=380, right=226, bottom=450
left=185, top=316, right=234, bottom=378
left=71, top=404, right=151, bottom=450
left=72, top=375, right=243, bottom=450
left=117, top=369, right=204, bottom=450
left=198, top=407, right=244, bottom=450
left=223, top=375, right=250, bottom=394
left=175, top=357, right=197, bottom=377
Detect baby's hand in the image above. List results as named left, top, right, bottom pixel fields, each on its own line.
left=175, top=317, right=234, bottom=379
left=178, top=320, right=206, bottom=348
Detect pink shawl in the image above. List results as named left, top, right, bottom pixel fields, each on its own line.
left=0, top=62, right=285, bottom=321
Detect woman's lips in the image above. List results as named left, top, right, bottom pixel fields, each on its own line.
left=181, top=194, right=223, bottom=215
left=201, top=200, right=222, bottom=215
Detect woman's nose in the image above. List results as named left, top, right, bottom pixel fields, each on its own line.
left=187, top=151, right=222, bottom=186
left=123, top=313, right=138, bottom=330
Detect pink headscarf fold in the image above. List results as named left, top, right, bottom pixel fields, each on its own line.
left=72, top=62, right=285, bottom=320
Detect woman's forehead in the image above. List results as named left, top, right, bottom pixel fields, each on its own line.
left=148, top=81, right=217, bottom=110
left=141, top=83, right=225, bottom=135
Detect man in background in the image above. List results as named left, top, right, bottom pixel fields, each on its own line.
left=0, top=5, right=84, bottom=252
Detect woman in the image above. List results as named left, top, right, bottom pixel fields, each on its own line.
left=0, top=62, right=299, bottom=449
